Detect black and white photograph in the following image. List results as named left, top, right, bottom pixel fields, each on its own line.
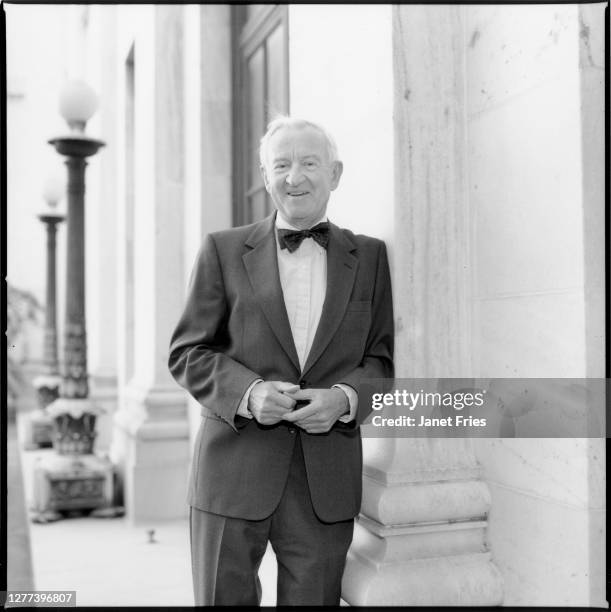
left=4, top=3, right=607, bottom=607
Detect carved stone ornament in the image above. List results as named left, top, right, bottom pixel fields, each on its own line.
left=46, top=398, right=105, bottom=455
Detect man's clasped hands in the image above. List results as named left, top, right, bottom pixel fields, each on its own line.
left=247, top=381, right=348, bottom=434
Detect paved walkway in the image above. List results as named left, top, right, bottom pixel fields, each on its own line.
left=6, top=420, right=35, bottom=593
left=11, top=412, right=278, bottom=607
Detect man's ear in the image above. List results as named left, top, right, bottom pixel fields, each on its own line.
left=260, top=164, right=271, bottom=193
left=330, top=160, right=344, bottom=191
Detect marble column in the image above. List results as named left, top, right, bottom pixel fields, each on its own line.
left=84, top=5, right=120, bottom=452
left=109, top=5, right=189, bottom=522
left=578, top=6, right=605, bottom=605
left=342, top=6, right=503, bottom=605
left=181, top=4, right=234, bottom=444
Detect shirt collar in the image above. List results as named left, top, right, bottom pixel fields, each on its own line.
left=275, top=212, right=328, bottom=231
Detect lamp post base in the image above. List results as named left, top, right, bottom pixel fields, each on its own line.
left=29, top=397, right=116, bottom=522
left=30, top=450, right=114, bottom=522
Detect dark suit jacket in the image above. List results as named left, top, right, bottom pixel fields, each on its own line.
left=168, top=213, right=394, bottom=522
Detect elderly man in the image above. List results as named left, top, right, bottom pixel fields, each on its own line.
left=168, top=116, right=394, bottom=606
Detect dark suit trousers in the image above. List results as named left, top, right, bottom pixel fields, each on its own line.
left=189, top=432, right=355, bottom=606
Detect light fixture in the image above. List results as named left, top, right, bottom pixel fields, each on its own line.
left=42, top=175, right=65, bottom=209
left=58, top=79, right=99, bottom=133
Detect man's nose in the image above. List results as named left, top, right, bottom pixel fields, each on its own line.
left=285, top=164, right=304, bottom=185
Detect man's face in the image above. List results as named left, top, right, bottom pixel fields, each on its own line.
left=261, top=125, right=343, bottom=229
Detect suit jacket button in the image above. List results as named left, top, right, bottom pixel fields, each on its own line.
left=299, top=380, right=306, bottom=388
left=288, top=427, right=296, bottom=434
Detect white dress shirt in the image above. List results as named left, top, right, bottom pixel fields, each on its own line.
left=237, top=213, right=357, bottom=422
left=276, top=213, right=327, bottom=369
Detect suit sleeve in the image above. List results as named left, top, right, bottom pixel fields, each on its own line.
left=168, top=234, right=260, bottom=432
left=336, top=241, right=395, bottom=426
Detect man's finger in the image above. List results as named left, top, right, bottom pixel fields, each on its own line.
left=283, top=389, right=314, bottom=401
left=284, top=403, right=318, bottom=422
left=272, top=392, right=296, bottom=411
left=273, top=382, right=300, bottom=393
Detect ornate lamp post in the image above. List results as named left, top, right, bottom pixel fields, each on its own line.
left=32, top=80, right=114, bottom=521
left=24, top=177, right=66, bottom=449
left=50, top=80, right=104, bottom=400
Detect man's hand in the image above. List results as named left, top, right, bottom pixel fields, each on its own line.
left=283, top=388, right=349, bottom=434
left=248, top=381, right=299, bottom=425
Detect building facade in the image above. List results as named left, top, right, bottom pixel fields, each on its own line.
left=7, top=4, right=605, bottom=606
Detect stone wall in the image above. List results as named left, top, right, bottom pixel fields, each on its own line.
left=465, top=5, right=605, bottom=605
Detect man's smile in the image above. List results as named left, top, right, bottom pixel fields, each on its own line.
left=262, top=124, right=343, bottom=228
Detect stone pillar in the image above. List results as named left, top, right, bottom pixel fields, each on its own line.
left=578, top=5, right=605, bottom=606
left=182, top=4, right=234, bottom=446
left=579, top=4, right=605, bottom=382
left=342, top=6, right=503, bottom=605
left=84, top=5, right=120, bottom=452
left=110, top=5, right=189, bottom=523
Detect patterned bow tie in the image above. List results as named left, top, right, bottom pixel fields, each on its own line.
left=277, top=222, right=330, bottom=253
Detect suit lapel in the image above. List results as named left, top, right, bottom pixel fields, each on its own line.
left=302, top=222, right=358, bottom=378
left=242, top=214, right=301, bottom=374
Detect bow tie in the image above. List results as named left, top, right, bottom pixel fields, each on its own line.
left=277, top=222, right=330, bottom=253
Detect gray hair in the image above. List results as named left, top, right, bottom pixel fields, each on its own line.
left=259, top=115, right=340, bottom=169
